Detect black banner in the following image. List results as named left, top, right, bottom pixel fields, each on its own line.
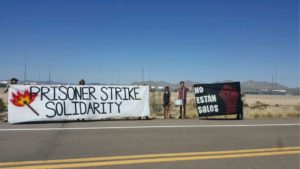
left=194, top=82, right=243, bottom=117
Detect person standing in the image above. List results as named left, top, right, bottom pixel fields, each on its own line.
left=3, top=78, right=18, bottom=122
left=79, top=79, right=85, bottom=85
left=178, top=81, right=189, bottom=119
left=3, top=78, right=18, bottom=93
left=163, top=86, right=171, bottom=119
left=237, top=91, right=245, bottom=120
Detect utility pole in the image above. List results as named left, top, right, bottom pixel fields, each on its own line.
left=24, top=52, right=27, bottom=85
left=142, top=67, right=144, bottom=84
left=38, top=72, right=40, bottom=82
left=48, top=66, right=51, bottom=85
left=275, top=65, right=278, bottom=85
left=148, top=64, right=151, bottom=82
left=271, top=74, right=274, bottom=95
left=117, top=71, right=119, bottom=85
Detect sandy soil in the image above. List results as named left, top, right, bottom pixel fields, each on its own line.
left=1, top=90, right=299, bottom=121
left=2, top=90, right=298, bottom=106
left=167, top=92, right=300, bottom=106
left=0, top=90, right=8, bottom=104
left=152, top=92, right=300, bottom=119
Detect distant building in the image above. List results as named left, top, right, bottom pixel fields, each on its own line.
left=272, top=89, right=287, bottom=94
left=261, top=89, right=269, bottom=92
left=0, top=80, right=8, bottom=84
left=157, top=86, right=164, bottom=90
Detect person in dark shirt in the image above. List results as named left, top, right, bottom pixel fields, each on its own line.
left=163, top=86, right=171, bottom=119
left=237, top=91, right=245, bottom=120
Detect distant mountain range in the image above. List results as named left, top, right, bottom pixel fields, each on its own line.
left=132, top=80, right=290, bottom=89
left=241, top=80, right=288, bottom=90
left=132, top=80, right=299, bottom=95
left=240, top=80, right=299, bottom=95
left=0, top=79, right=299, bottom=95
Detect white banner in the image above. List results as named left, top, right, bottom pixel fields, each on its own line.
left=8, top=85, right=150, bottom=124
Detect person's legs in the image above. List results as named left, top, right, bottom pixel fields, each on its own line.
left=166, top=105, right=170, bottom=118
left=179, top=105, right=183, bottom=118
left=236, top=112, right=244, bottom=120
left=240, top=111, right=244, bottom=120
left=183, top=100, right=186, bottom=118
left=236, top=113, right=240, bottom=120
left=163, top=105, right=167, bottom=119
left=237, top=103, right=244, bottom=120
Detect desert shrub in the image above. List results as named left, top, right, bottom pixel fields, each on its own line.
left=287, top=112, right=300, bottom=117
left=253, top=112, right=260, bottom=118
left=294, top=103, right=300, bottom=112
left=266, top=112, right=273, bottom=118
left=277, top=113, right=282, bottom=118
left=188, top=98, right=197, bottom=107
left=186, top=101, right=198, bottom=118
left=150, top=92, right=163, bottom=114
left=243, top=102, right=249, bottom=107
left=0, top=98, right=7, bottom=112
left=250, top=101, right=269, bottom=110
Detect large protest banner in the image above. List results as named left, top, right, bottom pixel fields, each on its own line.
left=194, top=82, right=243, bottom=117
left=8, top=85, right=150, bottom=124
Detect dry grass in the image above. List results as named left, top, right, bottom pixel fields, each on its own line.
left=0, top=90, right=8, bottom=121
left=244, top=95, right=300, bottom=119
left=151, top=92, right=300, bottom=119
left=294, top=103, right=300, bottom=112
left=149, top=92, right=198, bottom=119
left=244, top=105, right=300, bottom=119
left=0, top=89, right=299, bottom=121
left=245, top=94, right=299, bottom=106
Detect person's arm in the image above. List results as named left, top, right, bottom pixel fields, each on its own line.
left=184, top=87, right=188, bottom=100
left=3, top=84, right=9, bottom=93
left=177, top=88, right=180, bottom=98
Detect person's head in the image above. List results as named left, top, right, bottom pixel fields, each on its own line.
left=79, top=79, right=85, bottom=85
left=180, top=81, right=185, bottom=88
left=10, top=78, right=18, bottom=84
left=241, top=91, right=245, bottom=97
left=165, top=86, right=170, bottom=92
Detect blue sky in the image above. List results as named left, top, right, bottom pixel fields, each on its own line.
left=0, top=0, right=299, bottom=87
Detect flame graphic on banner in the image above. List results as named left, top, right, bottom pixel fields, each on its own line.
left=219, top=85, right=239, bottom=114
left=11, top=90, right=39, bottom=116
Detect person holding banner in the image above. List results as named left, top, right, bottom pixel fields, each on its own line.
left=163, top=86, right=171, bottom=119
left=79, top=79, right=85, bottom=85
left=2, top=78, right=18, bottom=122
left=237, top=91, right=245, bottom=120
left=3, top=77, right=18, bottom=93
left=178, top=81, right=189, bottom=119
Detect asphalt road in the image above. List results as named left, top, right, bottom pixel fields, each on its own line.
left=0, top=118, right=299, bottom=169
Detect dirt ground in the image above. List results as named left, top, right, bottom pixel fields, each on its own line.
left=151, top=92, right=300, bottom=119
left=2, top=91, right=298, bottom=107
left=1, top=90, right=300, bottom=121
left=0, top=90, right=8, bottom=105
left=167, top=92, right=300, bottom=106
left=245, top=94, right=299, bottom=106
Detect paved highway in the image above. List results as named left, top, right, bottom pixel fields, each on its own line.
left=0, top=118, right=299, bottom=169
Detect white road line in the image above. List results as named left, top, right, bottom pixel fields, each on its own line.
left=0, top=123, right=299, bottom=131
